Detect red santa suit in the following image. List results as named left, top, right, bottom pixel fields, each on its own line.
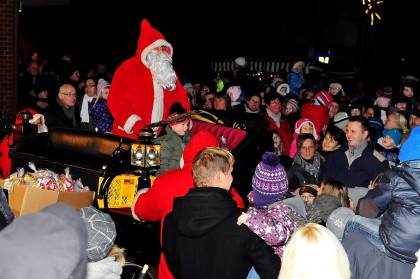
left=108, top=19, right=190, bottom=139
left=131, top=130, right=245, bottom=279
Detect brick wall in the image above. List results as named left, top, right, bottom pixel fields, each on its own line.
left=0, top=0, right=17, bottom=115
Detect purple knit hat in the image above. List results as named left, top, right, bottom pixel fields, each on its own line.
left=252, top=152, right=288, bottom=208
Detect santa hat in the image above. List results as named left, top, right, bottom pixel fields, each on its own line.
left=226, top=86, right=242, bottom=102
left=252, top=152, right=288, bottom=208
left=138, top=19, right=173, bottom=66
left=294, top=118, right=318, bottom=140
left=315, top=90, right=333, bottom=107
left=235, top=56, right=246, bottom=67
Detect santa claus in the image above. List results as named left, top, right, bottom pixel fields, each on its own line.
left=108, top=19, right=190, bottom=139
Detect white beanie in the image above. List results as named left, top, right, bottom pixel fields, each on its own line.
left=234, top=57, right=246, bottom=67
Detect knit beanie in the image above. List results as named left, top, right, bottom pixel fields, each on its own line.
left=382, top=128, right=402, bottom=145
left=80, top=206, right=117, bottom=262
left=294, top=118, right=318, bottom=140
left=235, top=56, right=246, bottom=67
left=314, top=90, right=333, bottom=107
left=252, top=152, right=288, bottom=208
left=333, top=112, right=350, bottom=130
left=286, top=99, right=299, bottom=113
left=399, top=126, right=420, bottom=162
left=326, top=207, right=355, bottom=239
left=368, top=116, right=384, bottom=131
left=183, top=83, right=193, bottom=90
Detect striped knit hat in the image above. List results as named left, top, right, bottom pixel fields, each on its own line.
left=315, top=90, right=333, bottom=107
left=252, top=152, right=288, bottom=208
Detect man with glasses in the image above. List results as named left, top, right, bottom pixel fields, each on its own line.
left=43, top=83, right=81, bottom=130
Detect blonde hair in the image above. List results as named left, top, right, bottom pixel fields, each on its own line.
left=393, top=112, right=409, bottom=134
left=192, top=147, right=234, bottom=187
left=319, top=178, right=350, bottom=207
left=108, top=245, right=126, bottom=266
left=279, top=223, right=351, bottom=279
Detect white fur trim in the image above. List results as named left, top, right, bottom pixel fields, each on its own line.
left=141, top=39, right=173, bottom=67
left=123, top=114, right=142, bottom=134
left=151, top=80, right=164, bottom=123
left=131, top=188, right=149, bottom=221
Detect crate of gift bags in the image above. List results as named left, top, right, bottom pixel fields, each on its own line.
left=1, top=164, right=94, bottom=217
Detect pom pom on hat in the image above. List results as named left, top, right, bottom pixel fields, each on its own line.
left=382, top=128, right=402, bottom=145
left=326, top=207, right=355, bottom=239
left=235, top=56, right=246, bottom=67
left=80, top=206, right=117, bottom=262
left=252, top=151, right=288, bottom=208
left=333, top=112, right=350, bottom=130
left=286, top=99, right=299, bottom=113
left=315, top=90, right=333, bottom=107
left=399, top=126, right=420, bottom=162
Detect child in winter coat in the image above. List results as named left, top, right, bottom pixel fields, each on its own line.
left=301, top=90, right=333, bottom=140
left=289, top=118, right=318, bottom=158
left=154, top=104, right=193, bottom=177
left=88, top=78, right=113, bottom=132
left=373, top=128, right=402, bottom=166
left=237, top=151, right=306, bottom=279
left=237, top=152, right=305, bottom=260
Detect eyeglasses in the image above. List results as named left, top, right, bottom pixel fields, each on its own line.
left=60, top=92, right=77, bottom=97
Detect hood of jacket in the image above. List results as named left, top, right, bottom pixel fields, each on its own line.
left=171, top=187, right=237, bottom=237
left=182, top=130, right=218, bottom=168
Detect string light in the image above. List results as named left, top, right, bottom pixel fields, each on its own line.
left=362, top=0, right=383, bottom=26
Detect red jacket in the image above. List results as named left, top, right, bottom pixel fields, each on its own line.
left=301, top=101, right=330, bottom=138
left=131, top=130, right=244, bottom=279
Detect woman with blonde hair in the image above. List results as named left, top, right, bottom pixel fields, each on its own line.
left=383, top=111, right=409, bottom=144
left=279, top=223, right=351, bottom=279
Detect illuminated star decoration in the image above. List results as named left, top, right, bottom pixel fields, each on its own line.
left=362, top=0, right=383, bottom=26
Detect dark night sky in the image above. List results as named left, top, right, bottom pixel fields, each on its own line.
left=18, top=0, right=419, bottom=86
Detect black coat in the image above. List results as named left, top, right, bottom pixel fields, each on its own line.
left=319, top=142, right=390, bottom=188
left=162, top=187, right=280, bottom=279
left=43, top=99, right=81, bottom=130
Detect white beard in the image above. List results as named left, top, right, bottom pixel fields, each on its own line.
left=147, top=51, right=177, bottom=91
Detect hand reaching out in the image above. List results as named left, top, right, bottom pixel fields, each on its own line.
left=237, top=212, right=249, bottom=226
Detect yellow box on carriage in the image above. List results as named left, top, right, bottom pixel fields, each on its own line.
left=97, top=174, right=139, bottom=209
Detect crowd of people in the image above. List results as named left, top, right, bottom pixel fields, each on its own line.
left=2, top=18, right=420, bottom=279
